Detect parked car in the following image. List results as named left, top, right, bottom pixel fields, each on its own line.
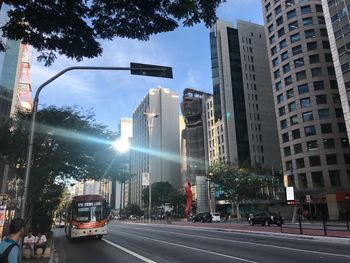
left=129, top=215, right=137, bottom=220
left=192, top=212, right=212, bottom=223
left=248, top=212, right=284, bottom=226
left=211, top=213, right=221, bottom=223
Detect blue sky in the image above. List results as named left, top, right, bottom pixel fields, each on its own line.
left=31, top=0, right=264, bottom=132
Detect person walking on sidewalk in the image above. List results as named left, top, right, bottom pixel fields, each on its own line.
left=0, top=218, right=25, bottom=263
left=34, top=232, right=47, bottom=258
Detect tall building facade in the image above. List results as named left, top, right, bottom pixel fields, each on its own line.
left=130, top=88, right=181, bottom=207
left=262, top=0, right=350, bottom=219
left=210, top=20, right=281, bottom=168
left=181, top=88, right=211, bottom=213
left=114, top=118, right=132, bottom=210
left=322, top=0, right=350, bottom=141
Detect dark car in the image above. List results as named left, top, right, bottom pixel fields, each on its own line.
left=248, top=212, right=284, bottom=226
left=191, top=212, right=212, bottom=223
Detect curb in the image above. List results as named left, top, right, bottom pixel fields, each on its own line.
left=48, top=234, right=55, bottom=263
left=118, top=221, right=350, bottom=244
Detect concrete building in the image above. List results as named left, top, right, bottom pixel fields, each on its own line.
left=209, top=20, right=281, bottom=168
left=130, top=88, right=181, bottom=208
left=114, top=118, right=132, bottom=210
left=181, top=89, right=211, bottom=213
left=322, top=0, right=350, bottom=141
left=262, top=0, right=350, bottom=219
left=0, top=5, right=32, bottom=125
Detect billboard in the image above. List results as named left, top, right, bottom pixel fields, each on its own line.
left=142, top=173, right=150, bottom=186
left=286, top=187, right=295, bottom=205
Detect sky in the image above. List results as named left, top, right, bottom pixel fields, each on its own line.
left=31, top=0, right=264, bottom=132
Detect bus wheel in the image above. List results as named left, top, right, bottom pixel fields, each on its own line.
left=97, top=235, right=103, bottom=240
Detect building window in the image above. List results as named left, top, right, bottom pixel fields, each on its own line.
left=288, top=101, right=297, bottom=112
left=280, top=39, right=287, bottom=49
left=292, top=129, right=300, bottom=139
left=289, top=21, right=299, bottom=32
left=321, top=123, right=332, bottom=134
left=290, top=33, right=300, bottom=43
left=301, top=6, right=311, bottom=14
left=326, top=154, right=337, bottom=165
left=270, top=35, right=276, bottom=44
left=281, top=51, right=289, bottom=61
left=287, top=10, right=297, bottom=19
left=284, top=146, right=291, bottom=156
left=313, top=80, right=324, bottom=90
left=344, top=154, right=350, bottom=164
left=276, top=81, right=283, bottom=91
left=309, top=54, right=320, bottom=64
left=316, top=95, right=327, bottom=104
left=279, top=106, right=286, bottom=116
left=294, top=58, right=304, bottom=68
left=271, top=46, right=277, bottom=55
left=304, top=126, right=316, bottom=136
left=286, top=0, right=295, bottom=7
left=303, top=17, right=313, bottom=26
left=330, top=80, right=338, bottom=90
left=315, top=4, right=323, bottom=12
left=327, top=67, right=335, bottom=75
left=278, top=28, right=285, bottom=37
left=286, top=89, right=294, bottom=99
left=276, top=16, right=284, bottom=26
left=298, top=83, right=309, bottom=94
left=320, top=28, right=328, bottom=37
left=294, top=143, right=303, bottom=154
left=281, top=119, right=288, bottom=129
left=323, top=138, right=335, bottom=149
left=300, top=97, right=311, bottom=108
left=318, top=109, right=330, bottom=119
left=325, top=53, right=333, bottom=62
left=292, top=45, right=302, bottom=55
left=291, top=115, right=300, bottom=125
left=296, top=71, right=307, bottom=81
left=307, top=140, right=318, bottom=151
left=307, top=42, right=317, bottom=51
left=305, top=29, right=316, bottom=39
left=341, top=138, right=349, bottom=148
left=283, top=64, right=291, bottom=73
left=274, top=69, right=281, bottom=79
left=296, top=158, right=305, bottom=168
left=329, top=170, right=341, bottom=187
left=309, top=156, right=321, bottom=167
left=285, top=76, right=293, bottom=86
left=282, top=132, right=289, bottom=143
left=338, top=122, right=347, bottom=133
left=311, top=67, right=322, bottom=77
left=277, top=94, right=284, bottom=104
left=312, top=171, right=324, bottom=188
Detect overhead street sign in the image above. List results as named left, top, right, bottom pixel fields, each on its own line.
left=130, top=62, right=173, bottom=79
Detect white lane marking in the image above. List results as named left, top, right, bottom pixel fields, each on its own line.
left=103, top=238, right=156, bottom=263
left=110, top=224, right=350, bottom=259
left=109, top=228, right=258, bottom=263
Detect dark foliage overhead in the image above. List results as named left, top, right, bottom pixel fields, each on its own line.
left=1, top=0, right=224, bottom=65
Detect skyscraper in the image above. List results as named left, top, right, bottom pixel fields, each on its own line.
left=130, top=88, right=181, bottom=207
left=322, top=0, right=350, bottom=141
left=262, top=0, right=350, bottom=219
left=209, top=20, right=281, bottom=168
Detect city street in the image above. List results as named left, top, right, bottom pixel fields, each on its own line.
left=52, top=221, right=350, bottom=263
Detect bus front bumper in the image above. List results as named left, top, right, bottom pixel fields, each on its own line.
left=71, top=225, right=107, bottom=238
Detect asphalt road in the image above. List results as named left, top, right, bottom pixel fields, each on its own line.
left=53, top=221, right=350, bottom=263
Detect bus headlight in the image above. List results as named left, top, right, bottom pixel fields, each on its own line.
left=71, top=224, right=78, bottom=229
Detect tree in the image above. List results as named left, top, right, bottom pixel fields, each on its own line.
left=126, top=204, right=143, bottom=217
left=1, top=0, right=224, bottom=65
left=142, top=181, right=173, bottom=207
left=208, top=163, right=270, bottom=219
left=0, top=106, right=123, bottom=229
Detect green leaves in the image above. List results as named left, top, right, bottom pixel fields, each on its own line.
left=1, top=0, right=224, bottom=65
left=208, top=163, right=273, bottom=202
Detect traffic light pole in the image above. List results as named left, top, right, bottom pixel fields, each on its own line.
left=21, top=65, right=172, bottom=219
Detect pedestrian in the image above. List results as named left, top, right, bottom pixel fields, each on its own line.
left=0, top=217, right=25, bottom=263
left=34, top=232, right=47, bottom=258
left=23, top=232, right=35, bottom=258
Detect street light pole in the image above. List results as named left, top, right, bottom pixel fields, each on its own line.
left=144, top=112, right=158, bottom=224
left=21, top=65, right=172, bottom=219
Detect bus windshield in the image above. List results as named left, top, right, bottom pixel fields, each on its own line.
left=72, top=201, right=105, bottom=222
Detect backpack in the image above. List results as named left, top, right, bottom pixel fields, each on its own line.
left=0, top=243, right=19, bottom=263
